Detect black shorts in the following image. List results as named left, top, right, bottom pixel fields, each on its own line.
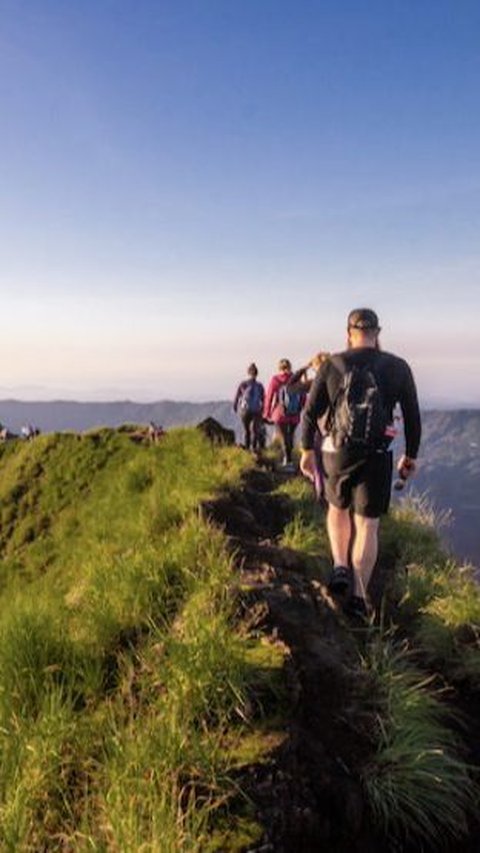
left=322, top=449, right=393, bottom=518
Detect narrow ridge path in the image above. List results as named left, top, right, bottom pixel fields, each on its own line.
left=204, top=470, right=383, bottom=852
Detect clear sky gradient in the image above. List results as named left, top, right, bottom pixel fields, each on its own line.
left=0, top=0, right=478, bottom=404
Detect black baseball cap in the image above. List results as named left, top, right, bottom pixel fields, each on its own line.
left=347, top=308, right=380, bottom=330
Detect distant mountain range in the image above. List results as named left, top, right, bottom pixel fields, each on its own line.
left=411, top=410, right=480, bottom=569
left=0, top=399, right=236, bottom=434
left=0, top=400, right=478, bottom=568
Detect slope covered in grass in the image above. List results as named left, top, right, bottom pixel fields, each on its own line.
left=0, top=429, right=288, bottom=851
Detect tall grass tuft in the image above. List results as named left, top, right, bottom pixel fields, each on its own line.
left=361, top=637, right=477, bottom=846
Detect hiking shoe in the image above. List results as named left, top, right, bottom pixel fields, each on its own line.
left=327, top=566, right=352, bottom=597
left=345, top=595, right=371, bottom=620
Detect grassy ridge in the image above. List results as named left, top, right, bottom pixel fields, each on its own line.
left=0, top=429, right=285, bottom=850
left=1, top=432, right=479, bottom=850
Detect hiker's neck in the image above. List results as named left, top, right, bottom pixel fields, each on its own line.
left=347, top=330, right=379, bottom=350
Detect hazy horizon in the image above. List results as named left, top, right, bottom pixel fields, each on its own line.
left=0, top=390, right=478, bottom=410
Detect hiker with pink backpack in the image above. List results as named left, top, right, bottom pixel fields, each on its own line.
left=263, top=359, right=305, bottom=470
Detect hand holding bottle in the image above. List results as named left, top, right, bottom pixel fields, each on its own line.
left=393, top=456, right=416, bottom=491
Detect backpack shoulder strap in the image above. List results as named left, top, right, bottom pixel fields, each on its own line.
left=325, top=354, right=350, bottom=434
left=329, top=353, right=346, bottom=374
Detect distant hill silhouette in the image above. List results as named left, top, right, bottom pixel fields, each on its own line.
left=0, top=400, right=478, bottom=567
left=0, top=399, right=235, bottom=434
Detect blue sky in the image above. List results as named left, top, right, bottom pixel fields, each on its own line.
left=0, top=0, right=478, bottom=403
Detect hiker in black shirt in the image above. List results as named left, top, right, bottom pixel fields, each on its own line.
left=300, top=308, right=421, bottom=617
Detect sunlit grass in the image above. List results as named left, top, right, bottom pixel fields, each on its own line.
left=413, top=572, right=480, bottom=687
left=276, top=476, right=329, bottom=556
left=0, top=427, right=265, bottom=849
left=361, top=637, right=477, bottom=846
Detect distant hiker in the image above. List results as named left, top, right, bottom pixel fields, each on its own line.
left=287, top=351, right=330, bottom=395
left=300, top=308, right=421, bottom=616
left=147, top=421, right=165, bottom=443
left=0, top=425, right=17, bottom=442
left=20, top=423, right=39, bottom=441
left=233, top=363, right=265, bottom=452
left=264, top=359, right=305, bottom=469
left=288, top=352, right=330, bottom=499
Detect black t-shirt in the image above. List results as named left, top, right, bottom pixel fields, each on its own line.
left=301, top=347, right=421, bottom=458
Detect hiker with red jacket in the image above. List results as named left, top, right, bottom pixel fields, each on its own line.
left=264, top=359, right=305, bottom=469
left=233, top=363, right=265, bottom=452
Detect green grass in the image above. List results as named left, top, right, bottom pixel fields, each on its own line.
left=381, top=493, right=480, bottom=689
left=0, top=427, right=279, bottom=850
left=380, top=494, right=448, bottom=594
left=360, top=636, right=477, bottom=847
left=414, top=572, right=480, bottom=687
left=1, top=430, right=478, bottom=849
left=276, top=479, right=330, bottom=582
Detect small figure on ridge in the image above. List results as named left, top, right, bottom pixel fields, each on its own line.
left=233, top=363, right=265, bottom=452
left=264, top=358, right=305, bottom=471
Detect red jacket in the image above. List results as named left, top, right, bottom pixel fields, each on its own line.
left=263, top=372, right=304, bottom=425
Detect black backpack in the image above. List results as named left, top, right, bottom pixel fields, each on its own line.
left=329, top=357, right=388, bottom=450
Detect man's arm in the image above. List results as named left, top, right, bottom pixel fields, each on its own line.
left=259, top=382, right=265, bottom=410
left=287, top=365, right=309, bottom=394
left=398, top=362, right=421, bottom=458
left=397, top=361, right=421, bottom=478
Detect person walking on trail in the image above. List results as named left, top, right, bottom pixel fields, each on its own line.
left=264, top=359, right=305, bottom=470
left=287, top=351, right=330, bottom=395
left=300, top=308, right=421, bottom=617
left=288, top=352, right=330, bottom=499
left=233, top=363, right=265, bottom=452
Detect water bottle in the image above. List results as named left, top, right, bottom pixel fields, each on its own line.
left=393, top=457, right=415, bottom=491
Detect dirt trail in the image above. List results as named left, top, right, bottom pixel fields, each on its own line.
left=204, top=470, right=383, bottom=852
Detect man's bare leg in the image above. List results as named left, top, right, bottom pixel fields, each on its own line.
left=327, top=504, right=352, bottom=567
left=351, top=514, right=380, bottom=599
